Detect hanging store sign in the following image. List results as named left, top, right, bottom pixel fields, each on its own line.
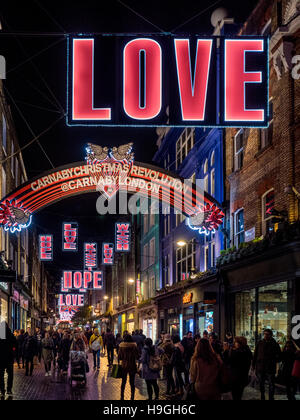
left=102, top=243, right=114, bottom=265
left=63, top=222, right=78, bottom=251
left=115, top=222, right=131, bottom=252
left=61, top=270, right=103, bottom=292
left=67, top=35, right=269, bottom=128
left=39, top=234, right=53, bottom=261
left=183, top=292, right=193, bottom=305
left=84, top=243, right=98, bottom=270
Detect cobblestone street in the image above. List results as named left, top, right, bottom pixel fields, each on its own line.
left=2, top=352, right=298, bottom=401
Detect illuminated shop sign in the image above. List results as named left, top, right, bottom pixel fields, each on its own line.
left=115, top=222, right=131, bottom=252
left=61, top=270, right=103, bottom=292
left=63, top=222, right=78, bottom=251
left=59, top=305, right=80, bottom=320
left=102, top=243, right=114, bottom=265
left=39, top=235, right=53, bottom=261
left=67, top=35, right=268, bottom=128
left=84, top=243, right=98, bottom=269
left=183, top=292, right=193, bottom=305
left=58, top=294, right=84, bottom=307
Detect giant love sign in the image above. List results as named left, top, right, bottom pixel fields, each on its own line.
left=67, top=35, right=269, bottom=128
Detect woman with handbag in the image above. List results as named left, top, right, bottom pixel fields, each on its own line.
left=140, top=338, right=162, bottom=401
left=190, top=338, right=223, bottom=400
left=118, top=334, right=139, bottom=401
left=89, top=328, right=103, bottom=371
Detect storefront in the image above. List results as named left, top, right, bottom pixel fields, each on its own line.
left=126, top=311, right=135, bottom=334
left=20, top=294, right=29, bottom=331
left=138, top=303, right=158, bottom=342
left=11, top=288, right=20, bottom=331
left=0, top=282, right=9, bottom=324
left=221, top=240, right=300, bottom=350
left=230, top=281, right=290, bottom=350
left=155, top=292, right=182, bottom=337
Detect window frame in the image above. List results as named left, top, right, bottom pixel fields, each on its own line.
left=234, top=208, right=245, bottom=247
left=234, top=129, right=244, bottom=171
left=176, top=128, right=195, bottom=169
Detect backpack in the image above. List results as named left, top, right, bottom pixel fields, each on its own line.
left=91, top=336, right=101, bottom=351
left=149, top=354, right=162, bottom=372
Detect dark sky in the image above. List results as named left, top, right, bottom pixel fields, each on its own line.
left=0, top=0, right=259, bottom=278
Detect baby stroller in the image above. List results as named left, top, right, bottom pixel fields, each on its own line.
left=69, top=350, right=87, bottom=386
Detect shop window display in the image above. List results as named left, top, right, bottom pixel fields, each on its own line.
left=235, top=289, right=257, bottom=350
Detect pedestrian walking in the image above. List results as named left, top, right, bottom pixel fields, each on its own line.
left=52, top=332, right=60, bottom=369
left=155, top=331, right=165, bottom=347
left=16, top=329, right=25, bottom=369
left=172, top=335, right=188, bottom=397
left=115, top=333, right=123, bottom=354
left=252, top=329, right=282, bottom=400
left=160, top=334, right=176, bottom=397
left=224, top=331, right=234, bottom=347
left=140, top=338, right=162, bottom=401
left=223, top=336, right=253, bottom=400
left=41, top=332, right=54, bottom=377
left=0, top=322, right=17, bottom=398
left=280, top=340, right=300, bottom=400
left=35, top=328, right=43, bottom=364
left=104, top=328, right=116, bottom=367
left=209, top=332, right=223, bottom=356
left=132, top=330, right=144, bottom=356
left=181, top=331, right=194, bottom=384
left=58, top=332, right=72, bottom=375
left=23, top=328, right=38, bottom=377
left=89, top=328, right=103, bottom=370
left=190, top=338, right=223, bottom=400
left=118, top=334, right=139, bottom=401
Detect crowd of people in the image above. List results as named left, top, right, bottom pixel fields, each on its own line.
left=1, top=321, right=299, bottom=401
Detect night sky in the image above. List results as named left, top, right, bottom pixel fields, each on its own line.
left=0, top=0, right=258, bottom=278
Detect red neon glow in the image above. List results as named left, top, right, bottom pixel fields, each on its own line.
left=84, top=243, right=97, bottom=269
left=116, top=223, right=130, bottom=252
left=63, top=223, right=78, bottom=251
left=174, top=39, right=212, bottom=121
left=225, top=39, right=264, bottom=122
left=103, top=243, right=114, bottom=264
left=123, top=39, right=162, bottom=120
left=59, top=294, right=84, bottom=307
left=72, top=38, right=111, bottom=120
left=62, top=271, right=103, bottom=292
left=39, top=235, right=53, bottom=261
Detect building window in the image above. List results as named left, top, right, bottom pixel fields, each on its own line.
left=211, top=243, right=216, bottom=268
left=1, top=166, right=6, bottom=198
left=163, top=254, right=170, bottom=287
left=11, top=142, right=15, bottom=178
left=143, top=244, right=149, bottom=270
left=204, top=159, right=208, bottom=174
left=210, top=168, right=215, bottom=196
left=210, top=150, right=215, bottom=167
left=260, top=101, right=273, bottom=149
left=234, top=130, right=244, bottom=171
left=143, top=214, right=148, bottom=235
left=262, top=189, right=275, bottom=235
left=15, top=156, right=19, bottom=186
left=149, top=238, right=155, bottom=267
left=234, top=209, right=244, bottom=247
left=190, top=172, right=196, bottom=184
left=176, top=240, right=196, bottom=283
left=204, top=246, right=209, bottom=271
left=149, top=201, right=157, bottom=229
left=176, top=128, right=195, bottom=169
left=2, top=114, right=7, bottom=154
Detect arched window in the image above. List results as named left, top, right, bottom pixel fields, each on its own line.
left=204, top=159, right=208, bottom=174
left=210, top=150, right=215, bottom=167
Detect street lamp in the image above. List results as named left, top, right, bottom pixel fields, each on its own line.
left=104, top=296, right=109, bottom=300
left=177, top=240, right=187, bottom=247
left=128, top=278, right=135, bottom=285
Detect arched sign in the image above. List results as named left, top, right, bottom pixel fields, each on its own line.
left=0, top=144, right=224, bottom=234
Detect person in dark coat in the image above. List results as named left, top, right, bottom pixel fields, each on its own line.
left=118, top=334, right=139, bottom=401
left=209, top=332, right=223, bottom=356
left=140, top=338, right=162, bottom=401
left=51, top=332, right=61, bottom=369
left=58, top=332, right=72, bottom=374
left=0, top=322, right=17, bottom=398
left=132, top=330, right=144, bottom=356
left=16, top=329, right=25, bottom=369
left=223, top=336, right=253, bottom=400
left=160, top=334, right=175, bottom=396
left=104, top=328, right=116, bottom=367
left=281, top=340, right=300, bottom=401
left=115, top=333, right=123, bottom=355
left=172, top=335, right=188, bottom=397
left=253, top=329, right=281, bottom=400
left=181, top=331, right=194, bottom=384
left=23, top=328, right=38, bottom=376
